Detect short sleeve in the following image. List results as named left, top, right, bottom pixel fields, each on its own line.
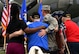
left=20, top=20, right=27, bottom=31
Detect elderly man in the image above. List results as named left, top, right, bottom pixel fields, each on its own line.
left=61, top=12, right=79, bottom=54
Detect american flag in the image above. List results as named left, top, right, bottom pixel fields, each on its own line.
left=1, top=1, right=11, bottom=36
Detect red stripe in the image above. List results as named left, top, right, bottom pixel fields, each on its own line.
left=1, top=4, right=11, bottom=36
left=2, top=16, right=7, bottom=24
left=3, top=8, right=8, bottom=17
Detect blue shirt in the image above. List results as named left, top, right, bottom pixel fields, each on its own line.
left=27, top=21, right=49, bottom=51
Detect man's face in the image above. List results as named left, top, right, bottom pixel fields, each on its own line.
left=61, top=17, right=65, bottom=23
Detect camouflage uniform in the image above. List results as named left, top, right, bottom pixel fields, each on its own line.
left=43, top=14, right=58, bottom=51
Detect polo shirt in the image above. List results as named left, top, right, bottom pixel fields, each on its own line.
left=27, top=21, right=49, bottom=51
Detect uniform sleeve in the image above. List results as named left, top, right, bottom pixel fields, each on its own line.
left=45, top=17, right=58, bottom=33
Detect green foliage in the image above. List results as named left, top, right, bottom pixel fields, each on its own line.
left=0, top=50, right=5, bottom=54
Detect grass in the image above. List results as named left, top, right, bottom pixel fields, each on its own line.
left=0, top=50, right=5, bottom=54
left=0, top=47, right=5, bottom=54
left=0, top=47, right=27, bottom=54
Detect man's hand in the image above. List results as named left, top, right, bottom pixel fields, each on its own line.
left=38, top=29, right=46, bottom=37
left=58, top=47, right=65, bottom=54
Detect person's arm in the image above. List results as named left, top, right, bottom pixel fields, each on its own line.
left=38, top=25, right=58, bottom=36
left=20, top=19, right=46, bottom=34
left=9, top=26, right=45, bottom=39
left=38, top=29, right=46, bottom=37
left=9, top=29, right=24, bottom=39
left=56, top=31, right=65, bottom=54
left=45, top=18, right=58, bottom=33
left=58, top=35, right=65, bottom=54
left=24, top=26, right=45, bottom=34
left=39, top=17, right=58, bottom=36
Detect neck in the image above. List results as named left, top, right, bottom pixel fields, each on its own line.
left=64, top=17, right=71, bottom=22
left=44, top=13, right=49, bottom=16
left=34, top=19, right=40, bottom=22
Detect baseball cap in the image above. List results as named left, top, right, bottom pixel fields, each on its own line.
left=42, top=5, right=50, bottom=10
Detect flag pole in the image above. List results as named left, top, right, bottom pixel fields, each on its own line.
left=65, top=42, right=70, bottom=54
left=3, top=0, right=9, bottom=51
left=3, top=34, right=6, bottom=50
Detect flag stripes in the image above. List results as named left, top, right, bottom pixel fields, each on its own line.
left=1, top=3, right=11, bottom=36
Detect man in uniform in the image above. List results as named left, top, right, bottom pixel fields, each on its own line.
left=39, top=5, right=59, bottom=54
left=61, top=13, right=79, bottom=54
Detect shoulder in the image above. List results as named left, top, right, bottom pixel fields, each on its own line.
left=19, top=20, right=24, bottom=23
left=19, top=20, right=26, bottom=24
left=44, top=14, right=51, bottom=18
left=44, top=14, right=52, bottom=21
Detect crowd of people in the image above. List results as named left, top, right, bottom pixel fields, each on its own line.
left=2, top=1, right=79, bottom=54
